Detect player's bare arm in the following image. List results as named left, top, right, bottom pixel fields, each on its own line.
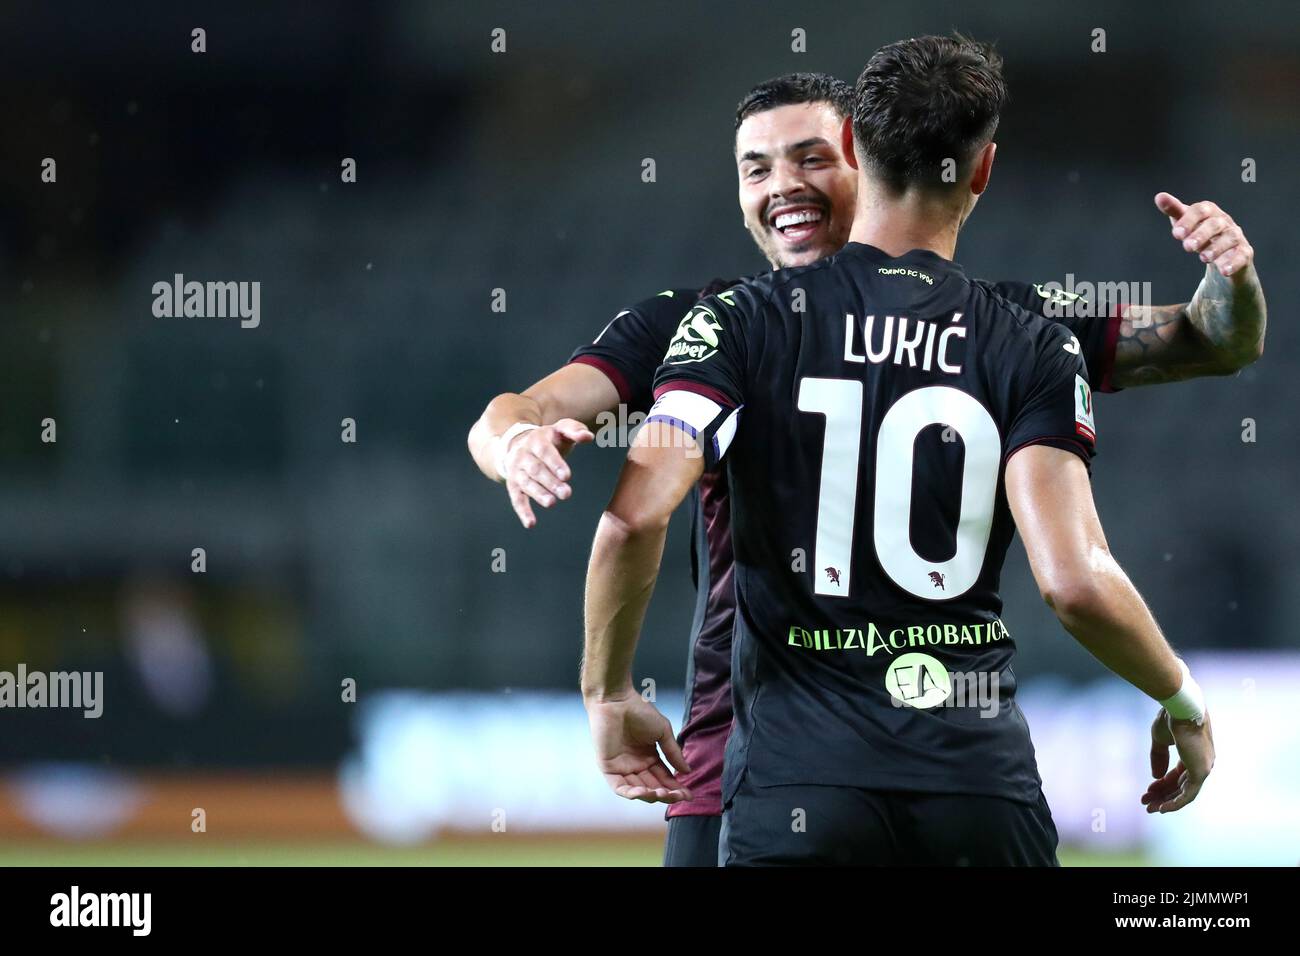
left=467, top=363, right=613, bottom=527
left=581, top=424, right=703, bottom=803
left=1006, top=444, right=1215, bottom=814
left=1111, top=193, right=1265, bottom=387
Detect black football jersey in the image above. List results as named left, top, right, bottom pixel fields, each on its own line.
left=649, top=242, right=1098, bottom=806
left=569, top=280, right=1119, bottom=415
left=568, top=288, right=711, bottom=413
left=980, top=278, right=1121, bottom=393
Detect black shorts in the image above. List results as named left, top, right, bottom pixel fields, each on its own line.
left=720, top=777, right=1059, bottom=866
left=663, top=814, right=723, bottom=867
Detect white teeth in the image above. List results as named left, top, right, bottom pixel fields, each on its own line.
left=774, top=209, right=822, bottom=230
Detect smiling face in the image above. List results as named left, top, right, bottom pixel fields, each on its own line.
left=735, top=101, right=858, bottom=269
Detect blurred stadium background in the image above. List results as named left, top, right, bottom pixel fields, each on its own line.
left=1, top=1, right=1297, bottom=866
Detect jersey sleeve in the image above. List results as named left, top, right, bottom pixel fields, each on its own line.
left=567, top=290, right=696, bottom=413
left=1004, top=321, right=1098, bottom=469
left=985, top=280, right=1122, bottom=393
left=648, top=286, right=757, bottom=469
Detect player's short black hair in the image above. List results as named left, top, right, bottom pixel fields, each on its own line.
left=734, top=72, right=854, bottom=134
left=852, top=34, right=1006, bottom=192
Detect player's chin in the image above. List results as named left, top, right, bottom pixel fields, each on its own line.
left=772, top=228, right=836, bottom=268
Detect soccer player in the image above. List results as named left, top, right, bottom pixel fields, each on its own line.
left=580, top=35, right=1218, bottom=866
left=468, top=73, right=1264, bottom=865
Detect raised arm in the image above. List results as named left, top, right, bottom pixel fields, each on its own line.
left=1112, top=194, right=1265, bottom=387
left=468, top=288, right=701, bottom=527
left=1005, top=444, right=1214, bottom=813
left=466, top=363, right=614, bottom=527
left=582, top=423, right=705, bottom=802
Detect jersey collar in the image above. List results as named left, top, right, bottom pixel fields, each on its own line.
left=839, top=242, right=966, bottom=278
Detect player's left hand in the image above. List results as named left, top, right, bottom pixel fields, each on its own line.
left=1155, top=193, right=1255, bottom=280
left=584, top=694, right=692, bottom=803
left=1142, top=706, right=1214, bottom=813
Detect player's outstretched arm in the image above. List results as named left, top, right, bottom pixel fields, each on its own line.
left=467, top=363, right=616, bottom=527
left=581, top=423, right=704, bottom=803
left=1111, top=193, right=1265, bottom=387
left=1006, top=444, right=1215, bottom=813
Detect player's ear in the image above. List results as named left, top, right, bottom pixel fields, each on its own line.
left=840, top=116, right=859, bottom=170
left=970, top=141, right=996, bottom=196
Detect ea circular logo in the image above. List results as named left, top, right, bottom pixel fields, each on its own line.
left=885, top=652, right=951, bottom=709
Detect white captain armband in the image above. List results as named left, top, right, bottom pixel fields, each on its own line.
left=644, top=389, right=741, bottom=468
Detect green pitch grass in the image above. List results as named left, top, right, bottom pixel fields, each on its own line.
left=0, top=838, right=1148, bottom=867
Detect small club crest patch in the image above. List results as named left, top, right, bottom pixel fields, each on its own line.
left=1074, top=374, right=1095, bottom=442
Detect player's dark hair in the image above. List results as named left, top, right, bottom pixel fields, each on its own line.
left=734, top=72, right=854, bottom=133
left=852, top=34, right=1006, bottom=192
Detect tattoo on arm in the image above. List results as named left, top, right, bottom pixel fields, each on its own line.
left=1114, top=303, right=1212, bottom=387
left=1113, top=266, right=1266, bottom=388
left=1188, top=264, right=1266, bottom=369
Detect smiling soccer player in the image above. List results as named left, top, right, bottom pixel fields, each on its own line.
left=468, top=67, right=1264, bottom=866
left=583, top=34, right=1219, bottom=866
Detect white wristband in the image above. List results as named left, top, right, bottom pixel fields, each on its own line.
left=494, top=422, right=540, bottom=480
left=1159, top=659, right=1206, bottom=726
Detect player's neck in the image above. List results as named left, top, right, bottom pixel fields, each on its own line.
left=848, top=183, right=965, bottom=261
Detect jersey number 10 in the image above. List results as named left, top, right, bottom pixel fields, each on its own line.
left=797, top=379, right=1000, bottom=601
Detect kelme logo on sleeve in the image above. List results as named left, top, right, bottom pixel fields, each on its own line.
left=1033, top=282, right=1086, bottom=307
left=665, top=305, right=723, bottom=364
